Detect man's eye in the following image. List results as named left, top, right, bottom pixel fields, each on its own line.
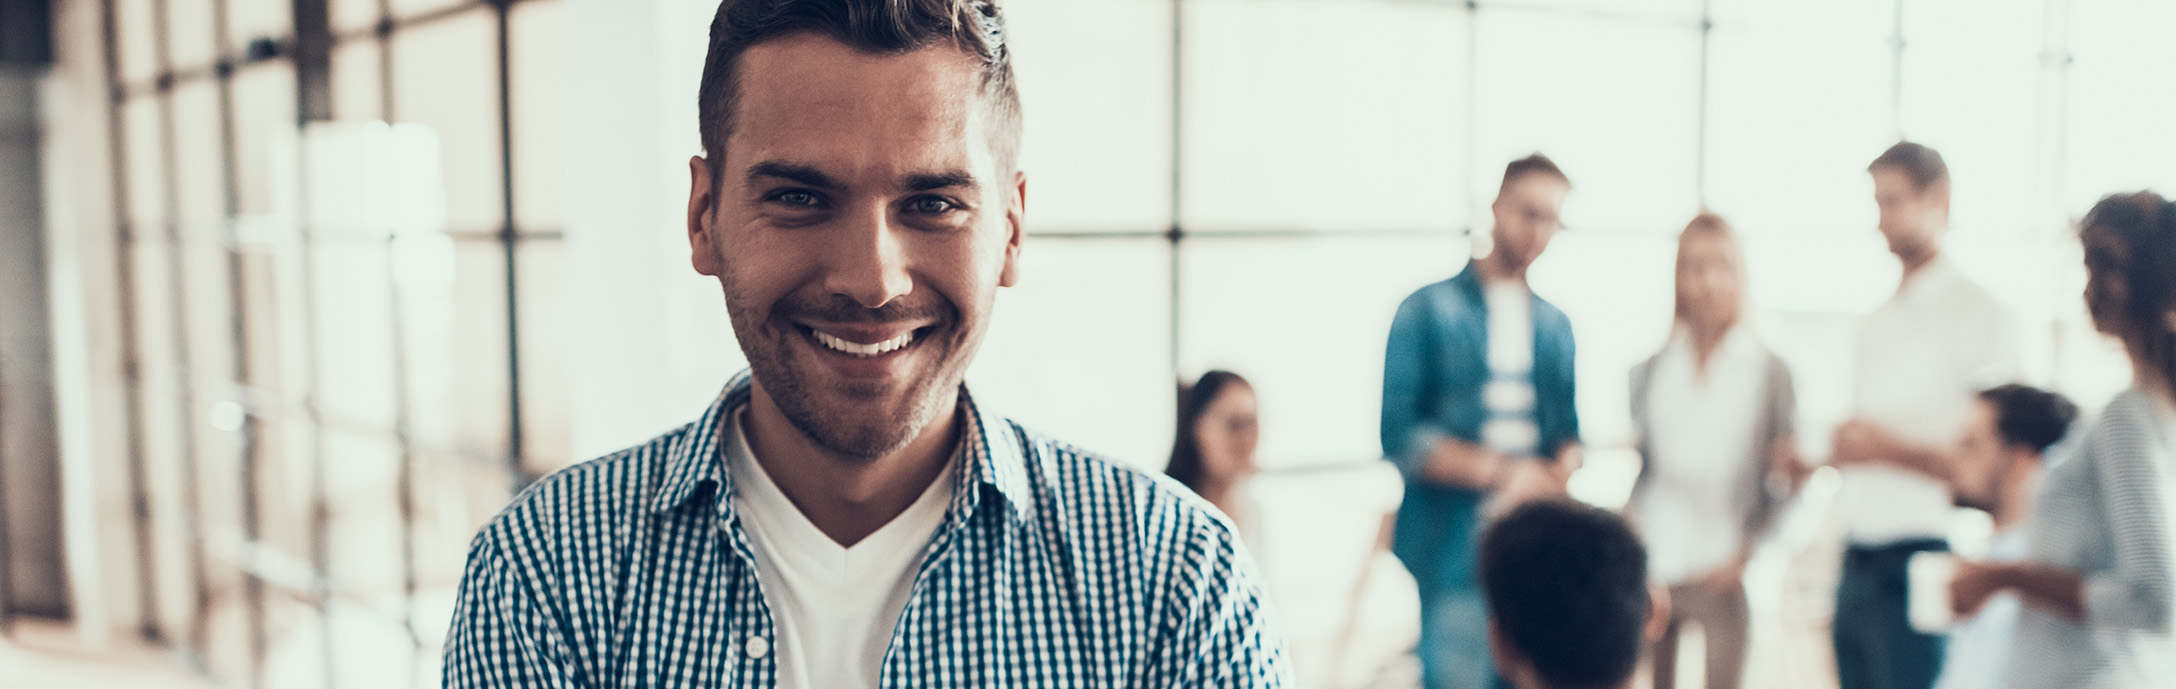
left=771, top=190, right=821, bottom=207
left=910, top=196, right=958, bottom=215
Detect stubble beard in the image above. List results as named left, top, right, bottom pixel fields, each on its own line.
left=722, top=285, right=966, bottom=462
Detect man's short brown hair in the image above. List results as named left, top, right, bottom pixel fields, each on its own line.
left=1868, top=141, right=1949, bottom=191
left=1499, top=153, right=1570, bottom=195
left=695, top=0, right=1023, bottom=179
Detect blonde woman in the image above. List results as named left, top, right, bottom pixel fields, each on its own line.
left=1626, top=213, right=1800, bottom=689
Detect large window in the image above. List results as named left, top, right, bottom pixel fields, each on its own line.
left=53, top=0, right=2169, bottom=687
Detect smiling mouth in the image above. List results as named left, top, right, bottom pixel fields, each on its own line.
left=800, top=324, right=934, bottom=359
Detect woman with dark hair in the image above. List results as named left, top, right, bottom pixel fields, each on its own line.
left=1950, top=192, right=2176, bottom=688
left=1168, top=370, right=1262, bottom=543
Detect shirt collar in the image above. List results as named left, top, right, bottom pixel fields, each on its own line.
left=1895, top=254, right=1960, bottom=306
left=648, top=370, right=1033, bottom=523
left=1667, top=322, right=1759, bottom=359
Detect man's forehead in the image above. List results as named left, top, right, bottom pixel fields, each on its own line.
left=734, top=34, right=983, bottom=117
left=727, top=34, right=996, bottom=178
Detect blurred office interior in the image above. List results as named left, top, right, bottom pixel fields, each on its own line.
left=0, top=0, right=2172, bottom=687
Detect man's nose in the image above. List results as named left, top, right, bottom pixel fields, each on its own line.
left=823, top=206, right=914, bottom=310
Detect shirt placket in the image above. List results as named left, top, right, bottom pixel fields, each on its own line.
left=715, top=512, right=781, bottom=688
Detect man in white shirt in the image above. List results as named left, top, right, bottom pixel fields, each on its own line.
left=1826, top=142, right=2021, bottom=689
left=1935, top=385, right=2077, bottom=689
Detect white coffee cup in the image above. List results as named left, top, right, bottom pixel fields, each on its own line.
left=1907, top=552, right=1961, bottom=634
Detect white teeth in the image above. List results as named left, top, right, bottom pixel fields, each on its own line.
left=812, top=329, right=916, bottom=357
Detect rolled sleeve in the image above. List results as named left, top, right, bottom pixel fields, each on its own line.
left=1382, top=292, right=1442, bottom=477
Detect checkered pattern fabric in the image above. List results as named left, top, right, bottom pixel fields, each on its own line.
left=445, top=370, right=1292, bottom=687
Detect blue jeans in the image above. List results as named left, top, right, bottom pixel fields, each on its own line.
left=1417, top=583, right=1510, bottom=689
left=1833, top=539, right=1948, bottom=689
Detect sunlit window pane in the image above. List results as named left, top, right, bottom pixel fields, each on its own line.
left=332, top=0, right=382, bottom=36
left=2064, top=0, right=2176, bottom=211
left=511, top=0, right=567, bottom=232
left=1471, top=10, right=1700, bottom=233
left=391, top=8, right=505, bottom=232
left=1181, top=0, right=1469, bottom=233
left=167, top=0, right=219, bottom=72
left=390, top=0, right=473, bottom=22
left=1901, top=0, right=2044, bottom=236
left=226, top=0, right=292, bottom=53
left=1704, top=15, right=1891, bottom=238
left=171, top=81, right=227, bottom=238
left=231, top=62, right=299, bottom=218
left=1005, top=0, right=1174, bottom=232
left=331, top=41, right=385, bottom=122
left=122, top=96, right=169, bottom=226
left=118, top=0, right=160, bottom=85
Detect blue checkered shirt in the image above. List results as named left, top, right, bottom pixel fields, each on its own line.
left=444, top=371, right=1292, bottom=687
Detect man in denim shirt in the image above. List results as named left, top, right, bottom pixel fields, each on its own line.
left=1382, top=154, right=1582, bottom=689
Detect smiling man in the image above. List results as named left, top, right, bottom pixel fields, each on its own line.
left=442, top=1, right=1290, bottom=687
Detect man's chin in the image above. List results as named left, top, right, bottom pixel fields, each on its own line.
left=788, top=400, right=927, bottom=460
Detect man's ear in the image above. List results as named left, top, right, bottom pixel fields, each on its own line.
left=1931, top=180, right=1954, bottom=225
left=688, top=155, right=723, bottom=277
left=1645, top=581, right=1673, bottom=643
left=997, top=169, right=1026, bottom=288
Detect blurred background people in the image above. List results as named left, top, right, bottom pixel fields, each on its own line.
left=1933, top=384, right=2078, bottom=689
left=1481, top=499, right=1663, bottom=689
left=1951, top=192, right=2176, bottom=689
left=1627, top=212, right=1800, bottom=689
left=1827, top=142, right=2021, bottom=689
left=1382, top=154, right=1582, bottom=689
left=1168, top=370, right=1264, bottom=545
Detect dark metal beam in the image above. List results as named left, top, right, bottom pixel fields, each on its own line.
left=494, top=0, right=528, bottom=494
left=97, top=0, right=163, bottom=646
left=208, top=0, right=270, bottom=682
left=1167, top=0, right=1185, bottom=378
left=292, top=0, right=333, bottom=121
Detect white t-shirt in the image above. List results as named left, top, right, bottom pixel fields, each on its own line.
left=726, top=410, right=957, bottom=689
left=1638, top=327, right=1770, bottom=584
left=1841, top=257, right=2019, bottom=546
left=1482, top=280, right=1541, bottom=458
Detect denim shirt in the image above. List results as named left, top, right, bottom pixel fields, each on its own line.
left=1379, top=263, right=1579, bottom=589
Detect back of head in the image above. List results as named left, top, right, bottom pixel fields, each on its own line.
left=2081, top=191, right=2176, bottom=394
left=1868, top=141, right=1950, bottom=192
left=1977, top=384, right=2079, bottom=457
left=697, top=0, right=1022, bottom=176
left=1482, top=499, right=1649, bottom=689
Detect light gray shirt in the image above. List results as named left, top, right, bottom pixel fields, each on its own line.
left=2006, top=388, right=2176, bottom=689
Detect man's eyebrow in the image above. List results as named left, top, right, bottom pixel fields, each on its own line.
left=744, top=161, right=838, bottom=190
left=903, top=170, right=978, bottom=193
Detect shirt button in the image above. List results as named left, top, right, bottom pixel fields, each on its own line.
left=745, top=636, right=770, bottom=659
